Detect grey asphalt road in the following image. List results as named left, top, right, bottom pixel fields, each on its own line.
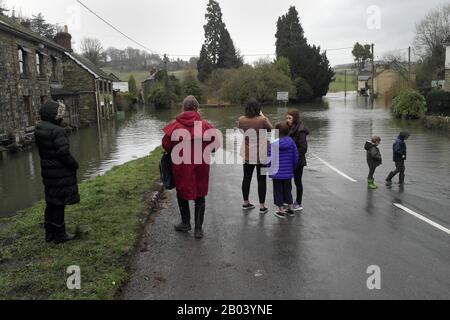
left=121, top=156, right=450, bottom=300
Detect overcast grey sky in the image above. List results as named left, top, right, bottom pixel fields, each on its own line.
left=4, top=0, right=449, bottom=66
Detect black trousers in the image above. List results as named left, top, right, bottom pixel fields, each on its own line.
left=387, top=161, right=406, bottom=182
left=273, top=180, right=293, bottom=208
left=368, top=165, right=377, bottom=180
left=242, top=163, right=267, bottom=204
left=177, top=196, right=206, bottom=223
left=44, top=203, right=66, bottom=227
left=294, top=165, right=304, bottom=205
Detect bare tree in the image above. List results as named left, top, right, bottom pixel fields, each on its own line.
left=413, top=4, right=449, bottom=84
left=80, top=37, right=104, bottom=66
left=414, top=4, right=449, bottom=58
left=0, top=0, right=9, bottom=16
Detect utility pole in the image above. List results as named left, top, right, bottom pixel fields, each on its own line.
left=344, top=69, right=347, bottom=99
left=408, top=46, right=411, bottom=84
left=371, top=43, right=375, bottom=103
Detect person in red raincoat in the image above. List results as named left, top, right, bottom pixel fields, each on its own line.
left=162, top=96, right=218, bottom=239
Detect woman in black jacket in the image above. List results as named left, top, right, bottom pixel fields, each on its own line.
left=286, top=109, right=309, bottom=211
left=35, top=100, right=79, bottom=244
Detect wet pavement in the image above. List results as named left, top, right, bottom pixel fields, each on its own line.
left=121, top=93, right=450, bottom=300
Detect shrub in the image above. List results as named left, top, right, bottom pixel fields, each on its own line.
left=391, top=89, right=427, bottom=119
left=115, top=92, right=135, bottom=112
left=182, top=72, right=203, bottom=102
left=294, top=77, right=314, bottom=101
left=147, top=83, right=171, bottom=109
left=220, top=63, right=296, bottom=104
left=426, top=89, right=450, bottom=115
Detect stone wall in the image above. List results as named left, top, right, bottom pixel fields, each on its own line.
left=62, top=56, right=97, bottom=126
left=0, top=29, right=64, bottom=141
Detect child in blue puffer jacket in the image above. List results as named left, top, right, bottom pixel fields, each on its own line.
left=268, top=123, right=299, bottom=219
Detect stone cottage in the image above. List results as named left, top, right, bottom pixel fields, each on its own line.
left=0, top=15, right=78, bottom=145
left=51, top=27, right=116, bottom=126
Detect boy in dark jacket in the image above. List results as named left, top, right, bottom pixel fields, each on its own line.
left=268, top=123, right=299, bottom=219
left=386, top=132, right=410, bottom=186
left=35, top=100, right=79, bottom=244
left=364, top=136, right=382, bottom=189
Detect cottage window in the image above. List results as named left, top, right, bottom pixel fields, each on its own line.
left=36, top=53, right=44, bottom=76
left=51, top=56, right=58, bottom=80
left=18, top=48, right=27, bottom=75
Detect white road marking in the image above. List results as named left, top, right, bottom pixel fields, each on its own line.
left=393, top=203, right=450, bottom=236
left=313, top=154, right=358, bottom=183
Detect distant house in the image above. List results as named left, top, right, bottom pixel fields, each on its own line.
left=142, top=70, right=162, bottom=104
left=373, top=63, right=416, bottom=97
left=445, top=36, right=450, bottom=92
left=0, top=15, right=79, bottom=145
left=357, top=74, right=372, bottom=96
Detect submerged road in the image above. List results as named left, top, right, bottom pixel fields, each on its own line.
left=122, top=152, right=450, bottom=300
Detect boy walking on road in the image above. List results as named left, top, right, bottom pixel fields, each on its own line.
left=386, top=132, right=410, bottom=186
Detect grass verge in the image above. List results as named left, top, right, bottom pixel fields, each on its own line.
left=0, top=147, right=163, bottom=300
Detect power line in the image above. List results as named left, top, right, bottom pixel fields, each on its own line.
left=76, top=0, right=162, bottom=56
left=75, top=0, right=356, bottom=59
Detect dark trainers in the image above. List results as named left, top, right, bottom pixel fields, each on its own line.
left=286, top=209, right=296, bottom=217
left=260, top=207, right=269, bottom=214
left=174, top=223, right=192, bottom=232
left=194, top=229, right=204, bottom=239
left=274, top=211, right=286, bottom=219
left=243, top=203, right=256, bottom=211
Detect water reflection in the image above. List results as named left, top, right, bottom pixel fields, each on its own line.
left=1, top=94, right=450, bottom=217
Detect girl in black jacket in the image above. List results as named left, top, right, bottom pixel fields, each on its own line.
left=286, top=109, right=309, bottom=211
left=35, top=100, right=79, bottom=244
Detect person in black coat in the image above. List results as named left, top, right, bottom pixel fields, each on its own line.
left=286, top=109, right=309, bottom=211
left=35, top=100, right=79, bottom=244
left=365, top=136, right=382, bottom=189
left=386, top=132, right=410, bottom=186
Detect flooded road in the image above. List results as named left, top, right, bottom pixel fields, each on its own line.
left=1, top=92, right=450, bottom=218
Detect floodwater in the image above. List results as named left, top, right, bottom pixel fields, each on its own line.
left=1, top=92, right=450, bottom=217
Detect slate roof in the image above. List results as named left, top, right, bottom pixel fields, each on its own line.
left=65, top=52, right=115, bottom=81
left=0, top=14, right=66, bottom=52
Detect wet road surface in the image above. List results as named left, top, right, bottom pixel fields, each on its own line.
left=122, top=94, right=450, bottom=300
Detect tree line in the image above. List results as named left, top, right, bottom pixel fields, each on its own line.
left=197, top=1, right=335, bottom=103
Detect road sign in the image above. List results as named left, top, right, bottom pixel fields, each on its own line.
left=277, top=92, right=289, bottom=102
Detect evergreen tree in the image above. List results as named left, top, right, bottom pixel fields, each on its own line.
left=217, top=28, right=242, bottom=69
left=197, top=0, right=241, bottom=82
left=31, top=13, right=56, bottom=39
left=275, top=6, right=334, bottom=99
left=128, top=75, right=138, bottom=98
left=197, top=45, right=213, bottom=83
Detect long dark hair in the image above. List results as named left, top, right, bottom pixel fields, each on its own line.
left=245, top=99, right=261, bottom=118
left=287, top=108, right=302, bottom=134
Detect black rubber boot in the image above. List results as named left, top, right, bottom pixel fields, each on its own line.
left=175, top=197, right=192, bottom=232
left=53, top=223, right=76, bottom=244
left=385, top=172, right=396, bottom=186
left=44, top=222, right=54, bottom=243
left=44, top=205, right=54, bottom=243
left=399, top=173, right=405, bottom=185
left=194, top=199, right=205, bottom=239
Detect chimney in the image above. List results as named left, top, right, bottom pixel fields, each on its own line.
left=55, top=25, right=72, bottom=51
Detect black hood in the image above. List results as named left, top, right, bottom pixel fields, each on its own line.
left=398, top=132, right=410, bottom=141
left=365, top=141, right=375, bottom=151
left=290, top=122, right=310, bottom=136
left=39, top=100, right=60, bottom=124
